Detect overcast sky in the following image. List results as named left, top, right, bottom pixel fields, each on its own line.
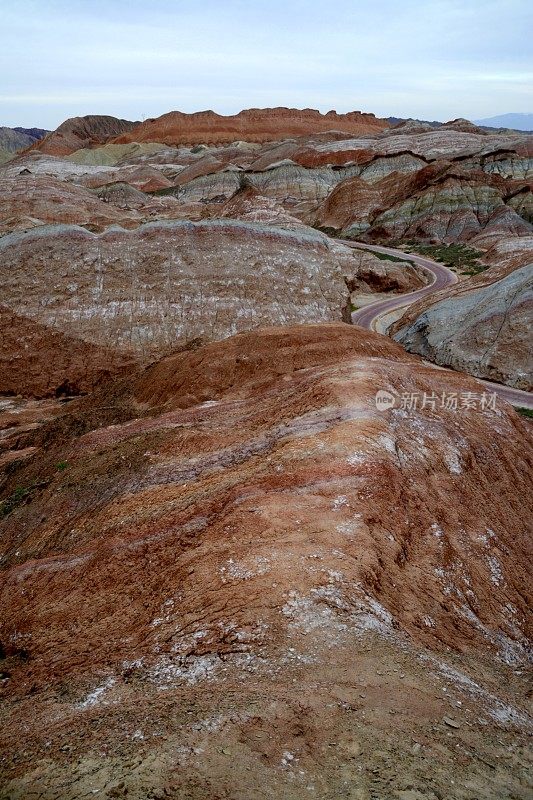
left=2, top=0, right=532, bottom=129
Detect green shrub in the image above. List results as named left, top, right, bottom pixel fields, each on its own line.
left=371, top=250, right=415, bottom=267
left=0, top=486, right=32, bottom=518
left=514, top=406, right=533, bottom=419
left=406, top=243, right=486, bottom=273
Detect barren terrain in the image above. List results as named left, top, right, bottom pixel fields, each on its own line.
left=0, top=109, right=531, bottom=799
left=1, top=324, right=532, bottom=799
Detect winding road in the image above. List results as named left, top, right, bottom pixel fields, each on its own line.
left=341, top=239, right=533, bottom=410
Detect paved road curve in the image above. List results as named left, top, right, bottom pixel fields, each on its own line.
left=345, top=240, right=458, bottom=329
left=341, top=239, right=533, bottom=410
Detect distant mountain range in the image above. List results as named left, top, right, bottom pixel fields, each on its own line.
left=387, top=117, right=442, bottom=127
left=0, top=126, right=49, bottom=154
left=473, top=113, right=533, bottom=131
left=13, top=127, right=49, bottom=140
left=388, top=114, right=533, bottom=133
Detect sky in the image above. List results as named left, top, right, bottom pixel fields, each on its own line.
left=1, top=0, right=532, bottom=129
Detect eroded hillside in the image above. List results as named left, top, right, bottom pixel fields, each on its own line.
left=1, top=113, right=531, bottom=390
left=0, top=110, right=532, bottom=799
left=1, top=324, right=532, bottom=799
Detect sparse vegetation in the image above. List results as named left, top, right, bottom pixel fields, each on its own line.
left=315, top=225, right=339, bottom=238
left=151, top=186, right=180, bottom=198
left=403, top=242, right=486, bottom=274
left=56, top=460, right=69, bottom=471
left=514, top=406, right=533, bottom=419
left=0, top=480, right=49, bottom=518
left=0, top=486, right=33, bottom=518
left=371, top=250, right=416, bottom=268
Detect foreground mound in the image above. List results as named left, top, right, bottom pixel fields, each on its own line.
left=1, top=324, right=531, bottom=798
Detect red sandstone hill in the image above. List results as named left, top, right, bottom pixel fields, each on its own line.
left=0, top=305, right=138, bottom=397
left=29, top=115, right=137, bottom=156
left=113, top=107, right=389, bottom=146
left=1, top=323, right=532, bottom=798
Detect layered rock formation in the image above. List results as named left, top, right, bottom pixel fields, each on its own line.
left=0, top=174, right=140, bottom=233
left=94, top=181, right=186, bottom=219
left=84, top=164, right=174, bottom=193
left=0, top=151, right=118, bottom=181
left=66, top=141, right=173, bottom=166
left=0, top=214, right=426, bottom=397
left=31, top=115, right=137, bottom=156
left=113, top=107, right=388, bottom=146
left=313, top=160, right=532, bottom=242
left=0, top=324, right=531, bottom=798
left=0, top=304, right=137, bottom=397
left=345, top=247, right=425, bottom=294
left=217, top=183, right=309, bottom=228
left=391, top=258, right=533, bottom=389
left=0, top=220, right=358, bottom=389
left=1, top=109, right=532, bottom=797
left=3, top=122, right=530, bottom=249
left=1, top=116, right=531, bottom=395
left=477, top=233, right=533, bottom=265
left=295, top=128, right=531, bottom=164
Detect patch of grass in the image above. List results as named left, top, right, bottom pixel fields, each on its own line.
left=370, top=250, right=418, bottom=272
left=0, top=486, right=32, bottom=518
left=404, top=242, right=486, bottom=274
left=56, top=460, right=69, bottom=471
left=150, top=186, right=179, bottom=197
left=315, top=225, right=339, bottom=238
left=350, top=303, right=360, bottom=312
left=0, top=479, right=50, bottom=518
left=461, top=264, right=489, bottom=276
left=514, top=406, right=533, bottom=419
left=371, top=250, right=414, bottom=265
